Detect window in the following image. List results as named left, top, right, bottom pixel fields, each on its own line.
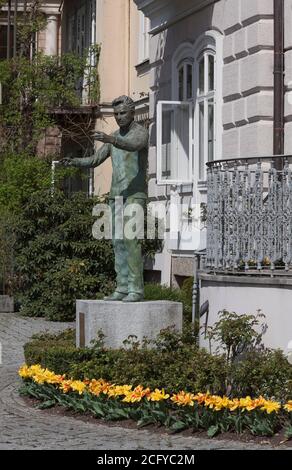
left=178, top=60, right=193, bottom=101
left=138, top=11, right=150, bottom=63
left=76, top=6, right=86, bottom=57
left=66, top=1, right=96, bottom=56
left=67, top=15, right=75, bottom=53
left=197, top=51, right=215, bottom=180
left=60, top=145, right=94, bottom=197
left=157, top=33, right=222, bottom=186
left=0, top=25, right=14, bottom=60
left=157, top=101, right=193, bottom=184
left=66, top=1, right=97, bottom=104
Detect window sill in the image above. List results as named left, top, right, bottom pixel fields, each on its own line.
left=198, top=180, right=207, bottom=191
left=156, top=180, right=193, bottom=187
left=135, top=59, right=150, bottom=76
left=178, top=183, right=193, bottom=194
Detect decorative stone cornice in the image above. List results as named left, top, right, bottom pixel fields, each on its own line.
left=133, top=0, right=172, bottom=17
left=134, top=0, right=219, bottom=35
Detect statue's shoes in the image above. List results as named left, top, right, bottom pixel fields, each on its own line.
left=104, top=291, right=127, bottom=301
left=122, top=293, right=144, bottom=302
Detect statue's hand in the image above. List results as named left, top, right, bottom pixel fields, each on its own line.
left=92, top=131, right=113, bottom=144
left=59, top=157, right=74, bottom=167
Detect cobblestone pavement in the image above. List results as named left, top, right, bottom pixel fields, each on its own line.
left=0, top=312, right=290, bottom=450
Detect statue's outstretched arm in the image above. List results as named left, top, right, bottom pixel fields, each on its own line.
left=71, top=143, right=111, bottom=168
left=114, top=128, right=148, bottom=152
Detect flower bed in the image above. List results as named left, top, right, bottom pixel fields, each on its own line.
left=19, top=365, right=292, bottom=438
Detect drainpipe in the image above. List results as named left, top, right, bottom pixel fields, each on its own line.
left=127, top=0, right=131, bottom=96
left=273, top=0, right=285, bottom=170
left=192, top=253, right=200, bottom=324
left=7, top=0, right=11, bottom=59
left=13, top=0, right=18, bottom=57
left=20, top=0, right=27, bottom=57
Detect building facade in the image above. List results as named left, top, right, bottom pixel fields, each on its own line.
left=0, top=1, right=62, bottom=59
left=134, top=0, right=292, bottom=352
left=60, top=0, right=151, bottom=196
left=0, top=1, right=150, bottom=195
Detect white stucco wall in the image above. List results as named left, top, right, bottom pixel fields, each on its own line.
left=199, top=275, right=292, bottom=354
left=214, top=0, right=274, bottom=159
left=140, top=0, right=276, bottom=281
left=146, top=0, right=275, bottom=206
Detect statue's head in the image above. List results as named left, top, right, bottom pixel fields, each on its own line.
left=112, top=95, right=135, bottom=129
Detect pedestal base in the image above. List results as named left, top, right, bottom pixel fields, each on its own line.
left=76, top=300, right=183, bottom=349
left=0, top=296, right=14, bottom=313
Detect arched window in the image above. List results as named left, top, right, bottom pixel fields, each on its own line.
left=157, top=32, right=222, bottom=186
left=195, top=39, right=216, bottom=180
left=177, top=58, right=193, bottom=101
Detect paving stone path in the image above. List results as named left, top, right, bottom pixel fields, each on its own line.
left=0, top=312, right=290, bottom=450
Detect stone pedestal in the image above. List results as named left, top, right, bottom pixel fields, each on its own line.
left=76, top=300, right=183, bottom=349
left=0, top=295, right=14, bottom=313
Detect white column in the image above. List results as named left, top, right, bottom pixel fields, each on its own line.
left=45, top=15, right=59, bottom=56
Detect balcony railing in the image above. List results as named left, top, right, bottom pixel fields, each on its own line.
left=206, top=155, right=292, bottom=273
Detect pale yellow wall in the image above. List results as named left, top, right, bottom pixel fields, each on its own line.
left=35, top=0, right=149, bottom=195
left=129, top=1, right=149, bottom=101
left=36, top=0, right=150, bottom=196
left=97, top=0, right=149, bottom=105
left=93, top=116, right=114, bottom=196
left=97, top=0, right=128, bottom=102
left=94, top=0, right=149, bottom=196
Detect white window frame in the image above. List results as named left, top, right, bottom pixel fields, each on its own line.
left=156, top=32, right=223, bottom=187
left=193, top=33, right=223, bottom=186
left=195, top=49, right=216, bottom=182
left=177, top=58, right=194, bottom=102
left=138, top=11, right=150, bottom=63
left=157, top=100, right=193, bottom=185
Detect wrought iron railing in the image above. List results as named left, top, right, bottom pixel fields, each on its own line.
left=206, top=155, right=292, bottom=272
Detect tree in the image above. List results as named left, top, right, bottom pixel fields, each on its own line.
left=0, top=1, right=100, bottom=294
left=0, top=1, right=100, bottom=155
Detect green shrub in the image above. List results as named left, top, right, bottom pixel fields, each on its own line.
left=181, top=276, right=194, bottom=301
left=24, top=324, right=226, bottom=393
left=205, top=309, right=292, bottom=400
left=230, top=349, right=292, bottom=400
left=24, top=329, right=94, bottom=374
left=0, top=153, right=51, bottom=215
left=10, top=190, right=172, bottom=321
left=69, top=347, right=227, bottom=394
left=24, top=320, right=292, bottom=401
left=206, top=309, right=267, bottom=362
left=144, top=283, right=192, bottom=321
left=12, top=189, right=116, bottom=321
left=0, top=46, right=101, bottom=155
left=69, top=324, right=224, bottom=393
